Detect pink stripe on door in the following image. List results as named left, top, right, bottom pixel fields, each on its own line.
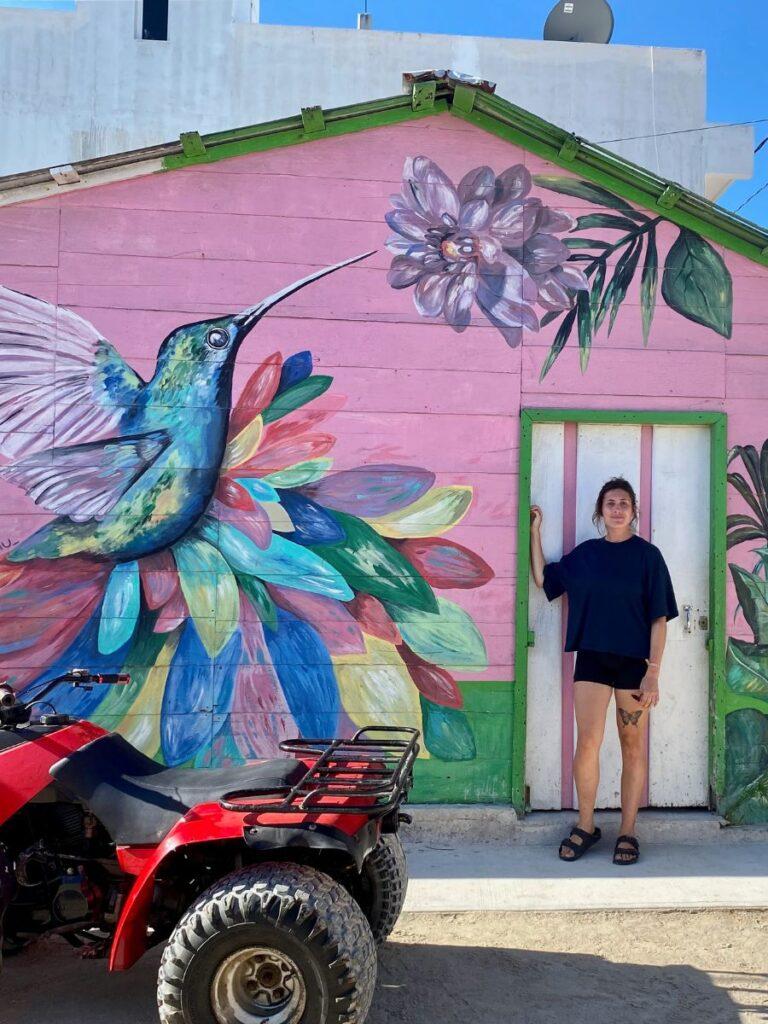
left=560, top=422, right=578, bottom=809
left=638, top=424, right=654, bottom=806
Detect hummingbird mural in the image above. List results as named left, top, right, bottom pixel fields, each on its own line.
left=0, top=253, right=493, bottom=767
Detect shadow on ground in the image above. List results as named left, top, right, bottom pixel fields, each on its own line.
left=3, top=933, right=756, bottom=1024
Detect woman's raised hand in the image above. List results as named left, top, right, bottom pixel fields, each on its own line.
left=530, top=505, right=543, bottom=531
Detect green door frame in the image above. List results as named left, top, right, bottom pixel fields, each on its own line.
left=512, top=408, right=728, bottom=815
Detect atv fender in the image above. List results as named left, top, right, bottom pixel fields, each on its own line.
left=109, top=801, right=373, bottom=971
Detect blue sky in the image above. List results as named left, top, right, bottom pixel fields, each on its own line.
left=2, top=0, right=765, bottom=226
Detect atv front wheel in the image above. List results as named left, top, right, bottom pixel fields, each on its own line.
left=157, top=862, right=376, bottom=1024
left=354, top=834, right=408, bottom=945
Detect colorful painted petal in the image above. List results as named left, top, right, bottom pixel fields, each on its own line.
left=231, top=600, right=294, bottom=759
left=235, top=433, right=335, bottom=476
left=311, top=510, right=437, bottom=612
left=420, top=696, right=476, bottom=761
left=236, top=573, right=278, bottom=630
left=216, top=476, right=257, bottom=511
left=262, top=376, right=333, bottom=426
left=303, top=464, right=435, bottom=518
left=234, top=477, right=279, bottom=503
left=213, top=498, right=272, bottom=551
left=98, top=561, right=140, bottom=655
left=262, top=501, right=295, bottom=533
left=276, top=490, right=345, bottom=545
left=333, top=635, right=423, bottom=732
left=161, top=619, right=214, bottom=766
left=490, top=198, right=541, bottom=246
left=277, top=350, right=312, bottom=394
left=229, top=352, right=282, bottom=437
left=457, top=165, right=495, bottom=204
left=494, top=164, right=532, bottom=203
left=260, top=393, right=344, bottom=447
left=399, top=643, right=463, bottom=708
left=414, top=273, right=451, bottom=317
left=221, top=415, right=263, bottom=471
left=385, top=208, right=430, bottom=244
left=346, top=593, right=402, bottom=645
left=387, top=255, right=426, bottom=289
left=264, top=607, right=341, bottom=737
left=262, top=458, right=333, bottom=489
left=386, top=596, right=488, bottom=671
left=154, top=587, right=189, bottom=633
left=364, top=486, right=473, bottom=539
left=269, top=584, right=365, bottom=655
left=139, top=549, right=178, bottom=610
left=395, top=538, right=494, bottom=589
left=443, top=268, right=477, bottom=331
left=200, top=518, right=354, bottom=601
left=117, top=633, right=182, bottom=757
left=458, top=198, right=491, bottom=231
left=172, top=536, right=239, bottom=657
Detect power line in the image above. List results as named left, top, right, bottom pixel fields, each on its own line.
left=735, top=179, right=768, bottom=213
left=597, top=116, right=768, bottom=145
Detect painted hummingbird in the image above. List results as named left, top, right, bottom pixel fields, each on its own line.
left=0, top=252, right=372, bottom=564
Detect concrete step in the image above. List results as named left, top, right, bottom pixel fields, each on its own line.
left=404, top=804, right=768, bottom=846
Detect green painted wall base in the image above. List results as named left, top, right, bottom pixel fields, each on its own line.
left=410, top=679, right=514, bottom=804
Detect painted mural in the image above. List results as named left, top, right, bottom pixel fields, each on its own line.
left=725, top=438, right=768, bottom=822
left=0, top=117, right=765, bottom=814
left=386, top=157, right=733, bottom=377
left=0, top=272, right=493, bottom=768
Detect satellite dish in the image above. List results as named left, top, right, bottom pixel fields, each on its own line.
left=543, top=0, right=614, bottom=43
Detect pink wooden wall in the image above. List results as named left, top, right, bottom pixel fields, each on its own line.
left=0, top=113, right=766, bottom=808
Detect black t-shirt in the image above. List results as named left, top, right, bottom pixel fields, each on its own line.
left=542, top=534, right=678, bottom=659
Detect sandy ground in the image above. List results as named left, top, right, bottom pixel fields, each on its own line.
left=4, top=910, right=767, bottom=1023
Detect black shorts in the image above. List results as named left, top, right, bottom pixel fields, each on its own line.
left=573, top=649, right=647, bottom=690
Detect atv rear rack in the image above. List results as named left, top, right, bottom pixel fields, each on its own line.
left=219, top=726, right=419, bottom=816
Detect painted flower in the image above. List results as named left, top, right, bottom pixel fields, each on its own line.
left=386, top=156, right=589, bottom=346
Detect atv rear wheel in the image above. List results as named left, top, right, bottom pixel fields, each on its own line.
left=157, top=862, right=376, bottom=1024
left=354, top=834, right=408, bottom=945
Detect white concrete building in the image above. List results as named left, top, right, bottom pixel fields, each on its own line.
left=0, top=0, right=753, bottom=199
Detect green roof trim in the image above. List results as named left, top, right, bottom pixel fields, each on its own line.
left=159, top=78, right=768, bottom=270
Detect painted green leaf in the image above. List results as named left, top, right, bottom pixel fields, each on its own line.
left=575, top=213, right=640, bottom=233
left=532, top=175, right=645, bottom=218
left=640, top=228, right=658, bottom=346
left=727, top=472, right=766, bottom=524
left=602, top=237, right=642, bottom=336
left=727, top=526, right=768, bottom=549
left=385, top=597, right=488, bottom=671
left=420, top=695, right=477, bottom=761
left=562, top=237, right=613, bottom=250
left=576, top=288, right=592, bottom=373
left=729, top=564, right=768, bottom=644
left=724, top=708, right=768, bottom=823
left=539, top=310, right=561, bottom=328
left=539, top=306, right=577, bottom=381
left=173, top=537, right=239, bottom=656
left=262, top=375, right=333, bottom=424
left=661, top=228, right=733, bottom=338
left=726, top=637, right=768, bottom=700
left=236, top=573, right=278, bottom=631
left=310, top=510, right=438, bottom=612
left=262, top=458, right=333, bottom=488
left=589, top=260, right=606, bottom=322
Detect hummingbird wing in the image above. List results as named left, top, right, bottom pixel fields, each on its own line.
left=0, top=286, right=143, bottom=459
left=0, top=430, right=170, bottom=522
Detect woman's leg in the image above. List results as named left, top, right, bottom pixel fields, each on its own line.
left=614, top=688, right=650, bottom=859
left=561, top=680, right=613, bottom=858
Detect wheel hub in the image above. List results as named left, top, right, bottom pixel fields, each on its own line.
left=211, top=946, right=307, bottom=1024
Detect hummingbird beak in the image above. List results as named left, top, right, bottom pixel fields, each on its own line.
left=233, top=250, right=376, bottom=338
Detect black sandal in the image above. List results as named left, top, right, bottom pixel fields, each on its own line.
left=558, top=825, right=601, bottom=861
left=613, top=834, right=640, bottom=865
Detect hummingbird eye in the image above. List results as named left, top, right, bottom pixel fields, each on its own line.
left=206, top=327, right=229, bottom=350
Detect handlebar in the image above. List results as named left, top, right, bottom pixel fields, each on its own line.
left=0, top=669, right=131, bottom=728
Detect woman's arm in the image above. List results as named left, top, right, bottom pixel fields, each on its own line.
left=636, top=617, right=667, bottom=708
left=530, top=505, right=545, bottom=588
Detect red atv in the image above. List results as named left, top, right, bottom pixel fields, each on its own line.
left=0, top=669, right=416, bottom=1024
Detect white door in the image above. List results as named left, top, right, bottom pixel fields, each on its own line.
left=525, top=420, right=710, bottom=810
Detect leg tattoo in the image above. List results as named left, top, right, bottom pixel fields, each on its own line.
left=619, top=708, right=642, bottom=727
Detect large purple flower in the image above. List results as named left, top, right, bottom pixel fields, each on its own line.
left=386, top=157, right=589, bottom=346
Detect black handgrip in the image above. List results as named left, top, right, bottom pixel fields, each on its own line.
left=88, top=673, right=131, bottom=685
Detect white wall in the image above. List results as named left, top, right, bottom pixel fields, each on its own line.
left=0, top=0, right=752, bottom=198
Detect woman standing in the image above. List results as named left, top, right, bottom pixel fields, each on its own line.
left=529, top=477, right=678, bottom=865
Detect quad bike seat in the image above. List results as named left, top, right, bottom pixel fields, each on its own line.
left=50, top=734, right=306, bottom=845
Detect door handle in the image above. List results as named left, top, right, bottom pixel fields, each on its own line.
left=682, top=604, right=693, bottom=634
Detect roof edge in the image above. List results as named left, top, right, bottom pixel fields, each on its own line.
left=1, top=74, right=766, bottom=268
